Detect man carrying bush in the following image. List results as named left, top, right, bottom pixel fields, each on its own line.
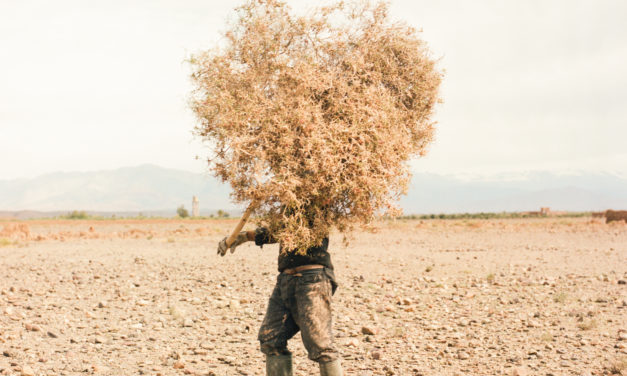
left=218, top=227, right=343, bottom=376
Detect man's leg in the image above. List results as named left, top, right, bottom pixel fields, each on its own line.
left=319, top=359, right=343, bottom=376
left=292, top=270, right=343, bottom=375
left=266, top=354, right=293, bottom=376
left=258, top=276, right=299, bottom=375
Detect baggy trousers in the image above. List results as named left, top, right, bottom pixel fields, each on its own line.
left=258, top=268, right=339, bottom=363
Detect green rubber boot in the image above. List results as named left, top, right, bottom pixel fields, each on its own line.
left=266, top=354, right=293, bottom=376
left=319, top=359, right=343, bottom=376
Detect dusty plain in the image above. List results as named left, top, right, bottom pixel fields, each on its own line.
left=0, top=217, right=626, bottom=376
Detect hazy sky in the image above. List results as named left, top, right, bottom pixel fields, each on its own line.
left=1, top=0, right=625, bottom=180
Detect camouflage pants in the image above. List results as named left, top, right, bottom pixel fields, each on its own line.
left=258, top=268, right=339, bottom=363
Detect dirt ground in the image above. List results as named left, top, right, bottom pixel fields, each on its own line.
left=0, top=217, right=626, bottom=376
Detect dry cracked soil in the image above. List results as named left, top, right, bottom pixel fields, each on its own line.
left=0, top=217, right=626, bottom=375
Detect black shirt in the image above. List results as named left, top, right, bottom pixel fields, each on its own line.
left=254, top=227, right=333, bottom=272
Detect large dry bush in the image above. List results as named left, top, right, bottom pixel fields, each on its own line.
left=190, top=0, right=442, bottom=252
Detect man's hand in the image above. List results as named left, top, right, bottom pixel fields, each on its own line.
left=217, top=231, right=249, bottom=256
left=217, top=238, right=229, bottom=256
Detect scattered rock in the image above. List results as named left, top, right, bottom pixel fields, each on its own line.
left=183, top=318, right=194, bottom=327
left=221, top=356, right=236, bottom=364
left=94, top=336, right=107, bottom=344
left=98, top=301, right=107, bottom=308
left=361, top=326, right=377, bottom=335
left=526, top=319, right=540, bottom=328
left=47, top=331, right=58, bottom=338
left=20, top=366, right=35, bottom=376
left=199, top=342, right=213, bottom=350
left=24, top=323, right=40, bottom=332
left=511, top=366, right=527, bottom=376
left=173, top=361, right=185, bottom=369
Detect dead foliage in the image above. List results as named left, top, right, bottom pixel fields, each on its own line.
left=0, top=223, right=31, bottom=241
left=189, top=0, right=442, bottom=252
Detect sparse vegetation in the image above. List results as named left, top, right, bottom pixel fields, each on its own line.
left=0, top=238, right=14, bottom=247
left=56, top=211, right=114, bottom=220
left=391, top=326, right=405, bottom=338
left=216, top=210, right=230, bottom=218
left=486, top=273, right=495, bottom=284
left=169, top=305, right=185, bottom=321
left=553, top=291, right=569, bottom=303
left=63, top=210, right=89, bottom=219
left=400, top=211, right=593, bottom=220
left=540, top=332, right=554, bottom=342
left=607, top=357, right=627, bottom=375
left=577, top=319, right=597, bottom=331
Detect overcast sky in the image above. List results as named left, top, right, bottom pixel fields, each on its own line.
left=1, top=0, right=625, bottom=180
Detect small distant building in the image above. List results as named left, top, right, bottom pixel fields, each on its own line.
left=192, top=196, right=199, bottom=217
left=524, top=207, right=553, bottom=217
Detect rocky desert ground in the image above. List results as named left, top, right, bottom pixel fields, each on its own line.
left=0, top=217, right=625, bottom=376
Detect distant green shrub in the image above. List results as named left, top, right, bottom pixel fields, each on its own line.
left=177, top=205, right=189, bottom=218
left=64, top=210, right=89, bottom=219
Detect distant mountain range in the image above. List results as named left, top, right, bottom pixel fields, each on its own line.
left=400, top=170, right=627, bottom=213
left=1, top=164, right=625, bottom=218
left=0, top=165, right=234, bottom=218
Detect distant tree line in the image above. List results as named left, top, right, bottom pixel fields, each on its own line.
left=57, top=210, right=590, bottom=221
left=177, top=205, right=230, bottom=219
left=399, top=212, right=592, bottom=220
